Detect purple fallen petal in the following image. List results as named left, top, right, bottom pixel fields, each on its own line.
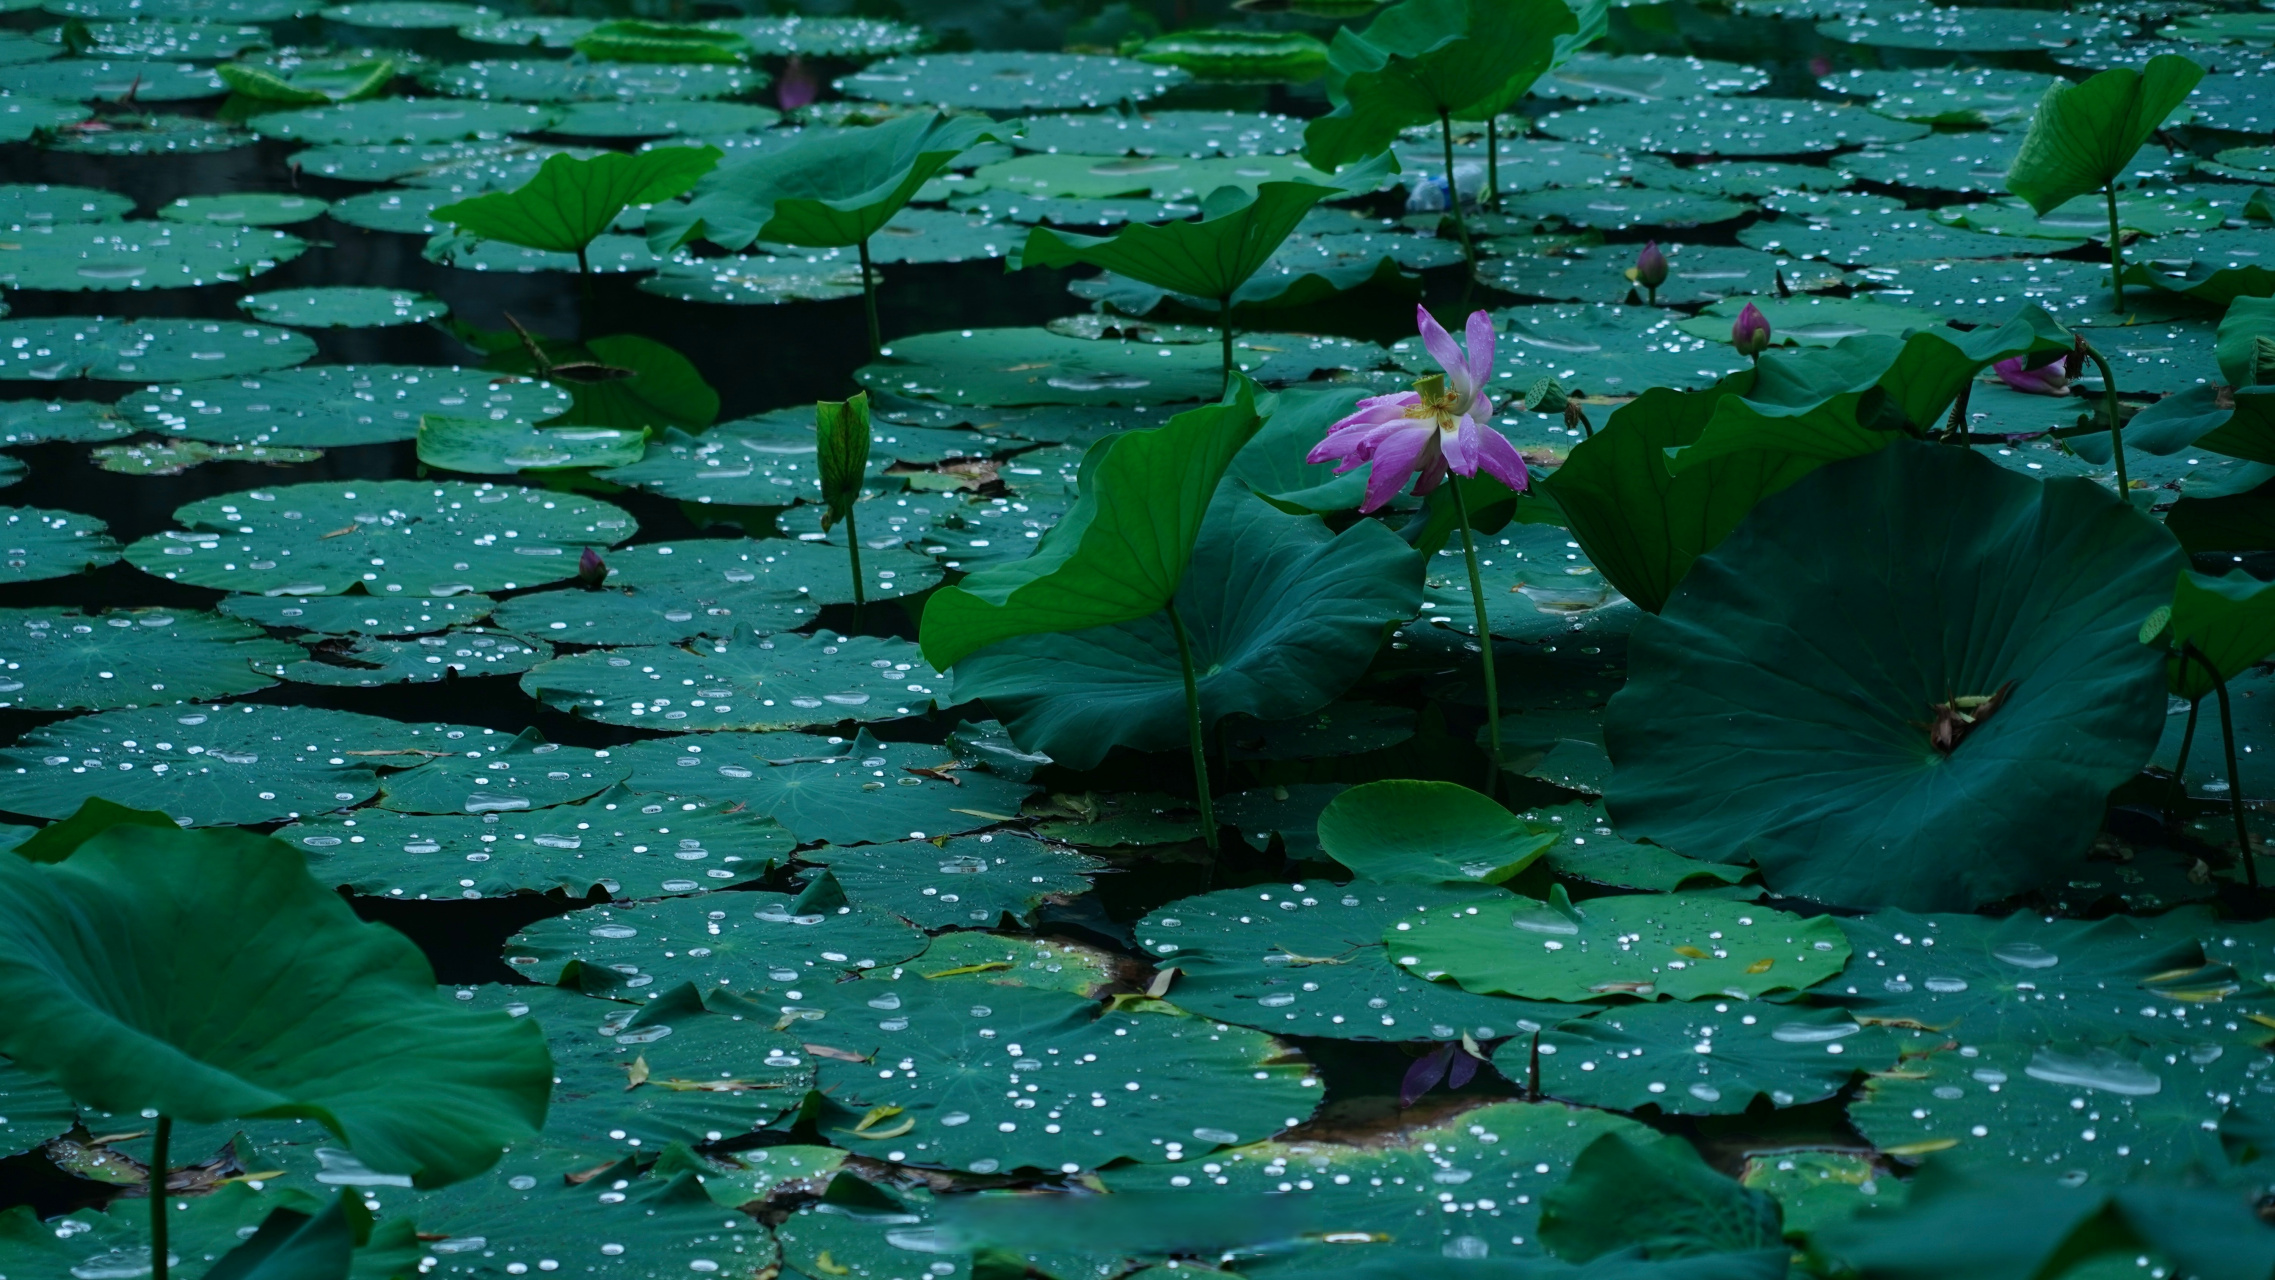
left=1402, top=1043, right=1454, bottom=1107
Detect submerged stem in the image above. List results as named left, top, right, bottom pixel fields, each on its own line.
left=1449, top=478, right=1500, bottom=795
left=2186, top=642, right=2259, bottom=889
left=1439, top=110, right=1475, bottom=311
left=1171, top=607, right=1218, bottom=852
left=151, top=1114, right=171, bottom=1280
left=2079, top=340, right=2127, bottom=497
left=2105, top=182, right=2127, bottom=313
left=858, top=235, right=880, bottom=363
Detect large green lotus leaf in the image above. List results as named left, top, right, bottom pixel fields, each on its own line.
left=1603, top=442, right=2182, bottom=909
left=1389, top=892, right=1851, bottom=1002
left=0, top=1179, right=423, bottom=1280
left=125, top=479, right=636, bottom=596
left=1736, top=213, right=2084, bottom=265
left=1822, top=909, right=2239, bottom=1046
left=610, top=730, right=1039, bottom=846
left=799, top=976, right=1315, bottom=1174
left=0, top=56, right=221, bottom=100
left=122, top=366, right=572, bottom=448
left=1535, top=97, right=1927, bottom=157
left=1315, top=779, right=1552, bottom=886
left=1302, top=0, right=1575, bottom=171
left=506, top=890, right=927, bottom=995
left=919, top=385, right=1261, bottom=670
left=1101, top=1099, right=1656, bottom=1265
left=2158, top=569, right=2275, bottom=701
left=1137, top=880, right=1562, bottom=1041
left=2007, top=55, right=2206, bottom=216
left=1848, top=1038, right=2243, bottom=1182
left=0, top=316, right=312, bottom=382
left=651, top=113, right=997, bottom=252
left=837, top=52, right=1185, bottom=111
left=239, top=286, right=449, bottom=329
left=799, top=832, right=1101, bottom=930
left=0, top=1054, right=74, bottom=1156
left=0, top=825, right=549, bottom=1186
left=0, top=703, right=489, bottom=823
left=523, top=628, right=943, bottom=733
left=858, top=326, right=1225, bottom=407
left=1541, top=1134, right=1786, bottom=1265
left=0, top=506, right=118, bottom=583
left=0, top=606, right=294, bottom=710
left=220, top=592, right=496, bottom=635
left=281, top=783, right=790, bottom=900
left=464, top=984, right=809, bottom=1151
left=374, top=731, right=627, bottom=815
left=250, top=98, right=558, bottom=144
left=0, top=222, right=301, bottom=291
left=1525, top=1003, right=1894, bottom=1115
left=272, top=626, right=549, bottom=688
left=948, top=486, right=1419, bottom=769
left=435, top=146, right=718, bottom=258
left=418, top=59, right=760, bottom=103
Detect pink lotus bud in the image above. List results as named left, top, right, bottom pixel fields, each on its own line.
left=1731, top=302, right=1773, bottom=357
left=1634, top=241, right=1668, bottom=291
left=1994, top=355, right=2070, bottom=396
left=577, top=546, right=606, bottom=588
left=777, top=55, right=819, bottom=112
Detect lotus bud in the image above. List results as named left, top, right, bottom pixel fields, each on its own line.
left=1631, top=241, right=1668, bottom=295
left=1994, top=355, right=2069, bottom=396
left=777, top=55, right=819, bottom=112
left=1731, top=302, right=1773, bottom=357
left=576, top=546, right=606, bottom=588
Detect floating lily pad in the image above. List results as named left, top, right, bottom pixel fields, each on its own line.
left=638, top=253, right=867, bottom=305
left=0, top=316, right=313, bottom=380
left=1499, top=185, right=1749, bottom=231
left=861, top=327, right=1223, bottom=406
left=455, top=13, right=590, bottom=48
left=601, top=411, right=879, bottom=507
left=0, top=222, right=303, bottom=291
left=323, top=187, right=457, bottom=233
left=420, top=418, right=648, bottom=474
left=122, top=365, right=572, bottom=447
left=1532, top=53, right=1768, bottom=103
left=1822, top=67, right=2063, bottom=128
left=274, top=626, right=550, bottom=687
left=524, top=629, right=943, bottom=733
left=970, top=151, right=1335, bottom=203
left=125, top=479, right=636, bottom=596
left=1530, top=805, right=1752, bottom=893
left=0, top=399, right=129, bottom=443
left=2163, top=11, right=2275, bottom=43
left=0, top=1057, right=74, bottom=1156
left=0, top=702, right=477, bottom=823
left=42, top=19, right=267, bottom=58
left=1681, top=159, right=1854, bottom=198
left=801, top=832, right=1101, bottom=930
left=546, top=99, right=778, bottom=139
left=156, top=192, right=327, bottom=226
left=220, top=591, right=495, bottom=633
left=1738, top=213, right=2085, bottom=264
left=1937, top=194, right=2223, bottom=240
left=947, top=192, right=1207, bottom=226
left=0, top=94, right=89, bottom=142
left=1014, top=110, right=1303, bottom=158
left=1527, top=1003, right=1895, bottom=1114
left=1835, top=131, right=2181, bottom=195
left=0, top=182, right=130, bottom=226
left=427, top=230, right=667, bottom=274
left=40, top=111, right=243, bottom=153
left=2125, top=229, right=2275, bottom=305
left=376, top=731, right=627, bottom=814
left=250, top=97, right=559, bottom=144
left=507, top=890, right=928, bottom=994
left=804, top=977, right=1316, bottom=1175
left=95, top=439, right=307, bottom=477
left=286, top=784, right=790, bottom=899
left=1820, top=5, right=2118, bottom=51
left=1390, top=893, right=1852, bottom=1002
left=701, top=14, right=925, bottom=57
left=1139, top=881, right=1559, bottom=1042
left=419, top=59, right=762, bottom=103
left=2191, top=71, right=2275, bottom=133
left=837, top=208, right=1017, bottom=265
left=324, top=0, right=490, bottom=28
left=1403, top=303, right=1745, bottom=397
left=291, top=138, right=538, bottom=181
left=612, top=729, right=1037, bottom=846
left=591, top=536, right=941, bottom=618
left=0, top=607, right=295, bottom=710
left=0, top=57, right=223, bottom=101
left=1675, top=294, right=1952, bottom=346
left=47, top=0, right=312, bottom=17
left=239, top=285, right=448, bottom=328
left=1756, top=189, right=1907, bottom=219
left=1419, top=523, right=1639, bottom=642
left=1535, top=97, right=1930, bottom=157
left=838, top=52, right=1187, bottom=112
left=0, top=506, right=118, bottom=581
left=0, top=31, right=47, bottom=65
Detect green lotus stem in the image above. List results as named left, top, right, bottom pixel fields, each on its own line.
left=2169, top=686, right=2200, bottom=830
left=858, top=236, right=881, bottom=362
left=1438, top=109, right=1476, bottom=309
left=2186, top=641, right=2258, bottom=890
left=1449, top=477, right=1501, bottom=795
left=1218, top=292, right=1234, bottom=397
left=1946, top=381, right=1973, bottom=447
left=2079, top=340, right=2127, bottom=496
left=2105, top=183, right=2126, bottom=313
left=151, top=1113, right=171, bottom=1280
left=844, top=504, right=866, bottom=610
left=1485, top=116, right=1500, bottom=210
left=1170, top=607, right=1218, bottom=852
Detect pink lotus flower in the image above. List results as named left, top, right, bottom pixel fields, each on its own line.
left=1994, top=355, right=2070, bottom=396
left=1307, top=305, right=1529, bottom=513
left=1731, top=302, right=1773, bottom=357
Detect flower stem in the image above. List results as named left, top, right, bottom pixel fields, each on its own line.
left=1448, top=478, right=1500, bottom=795
left=858, top=235, right=880, bottom=363
left=1439, top=110, right=1475, bottom=310
left=1945, top=380, right=1974, bottom=447
left=1485, top=116, right=1500, bottom=210
left=151, top=1114, right=171, bottom=1280
left=1170, top=606, right=1218, bottom=852
left=2170, top=689, right=2200, bottom=829
left=2079, top=339, right=2127, bottom=496
left=2105, top=182, right=2126, bottom=313
left=844, top=503, right=866, bottom=610
left=2187, top=641, right=2258, bottom=889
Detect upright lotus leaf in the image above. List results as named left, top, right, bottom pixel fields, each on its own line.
left=815, top=392, right=871, bottom=533
left=215, top=58, right=394, bottom=104
left=12, top=796, right=178, bottom=864
left=647, top=112, right=1000, bottom=252
left=947, top=485, right=1421, bottom=769
left=2155, top=569, right=2275, bottom=700
left=0, top=824, right=550, bottom=1186
left=919, top=380, right=1264, bottom=670
left=1302, top=0, right=1578, bottom=172
left=1605, top=441, right=2183, bottom=910
left=1541, top=1133, right=1785, bottom=1263
left=1314, top=779, right=1554, bottom=885
left=433, top=146, right=720, bottom=274
left=2217, top=296, right=2275, bottom=391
